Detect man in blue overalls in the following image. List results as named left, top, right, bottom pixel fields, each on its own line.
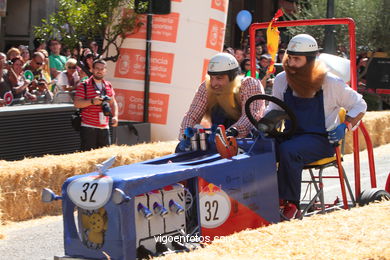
left=266, top=34, right=367, bottom=220
left=177, top=53, right=265, bottom=151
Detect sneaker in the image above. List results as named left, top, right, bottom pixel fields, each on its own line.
left=281, top=202, right=298, bottom=220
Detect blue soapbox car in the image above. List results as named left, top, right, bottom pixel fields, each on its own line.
left=42, top=94, right=294, bottom=260
left=43, top=134, right=280, bottom=260
left=43, top=91, right=387, bottom=260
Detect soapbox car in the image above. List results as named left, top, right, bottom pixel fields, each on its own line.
left=42, top=18, right=390, bottom=260
left=42, top=92, right=387, bottom=260
left=43, top=131, right=281, bottom=260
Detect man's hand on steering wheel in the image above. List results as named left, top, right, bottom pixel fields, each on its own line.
left=245, top=94, right=297, bottom=138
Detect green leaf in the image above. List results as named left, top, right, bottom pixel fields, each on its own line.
left=284, top=0, right=389, bottom=53
left=34, top=0, right=140, bottom=61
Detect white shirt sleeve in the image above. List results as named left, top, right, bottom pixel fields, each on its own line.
left=265, top=72, right=287, bottom=113
left=263, top=71, right=366, bottom=131
left=334, top=78, right=367, bottom=118
left=323, top=73, right=367, bottom=130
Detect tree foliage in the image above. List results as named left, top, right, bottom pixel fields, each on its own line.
left=34, top=0, right=141, bottom=62
left=284, top=0, right=390, bottom=53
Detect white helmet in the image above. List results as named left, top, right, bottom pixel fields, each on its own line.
left=287, top=34, right=319, bottom=56
left=208, top=53, right=239, bottom=81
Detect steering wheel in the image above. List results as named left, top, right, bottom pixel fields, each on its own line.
left=245, top=94, right=297, bottom=138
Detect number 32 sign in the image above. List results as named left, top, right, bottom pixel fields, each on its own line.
left=67, top=176, right=113, bottom=210
left=199, top=185, right=231, bottom=228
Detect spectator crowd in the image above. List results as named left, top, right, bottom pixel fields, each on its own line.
left=0, top=32, right=367, bottom=108
left=0, top=38, right=101, bottom=107
left=222, top=31, right=288, bottom=96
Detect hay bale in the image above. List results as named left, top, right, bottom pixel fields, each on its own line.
left=344, top=111, right=390, bottom=154
left=158, top=201, right=390, bottom=260
left=0, top=142, right=177, bottom=223
left=0, top=111, right=388, bottom=223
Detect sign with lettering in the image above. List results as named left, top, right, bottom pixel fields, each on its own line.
left=115, top=48, right=174, bottom=84
left=115, top=89, right=169, bottom=125
left=128, top=12, right=180, bottom=43
left=106, top=0, right=230, bottom=137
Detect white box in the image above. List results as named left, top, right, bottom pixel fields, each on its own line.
left=148, top=190, right=166, bottom=236
left=161, top=184, right=186, bottom=233
left=134, top=194, right=151, bottom=249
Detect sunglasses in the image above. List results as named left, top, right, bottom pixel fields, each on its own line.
left=36, top=62, right=43, bottom=65
left=68, top=66, right=77, bottom=69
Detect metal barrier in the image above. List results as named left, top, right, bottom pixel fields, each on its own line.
left=0, top=104, right=80, bottom=160
left=0, top=104, right=152, bottom=161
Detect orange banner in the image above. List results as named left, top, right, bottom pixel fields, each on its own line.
left=211, top=0, right=227, bottom=12
left=115, top=48, right=174, bottom=84
left=206, top=19, right=225, bottom=52
left=127, top=12, right=180, bottom=43
left=115, top=89, right=170, bottom=125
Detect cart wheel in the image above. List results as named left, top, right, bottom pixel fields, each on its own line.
left=357, top=188, right=390, bottom=206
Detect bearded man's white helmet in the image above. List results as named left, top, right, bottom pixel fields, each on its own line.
left=287, top=34, right=320, bottom=56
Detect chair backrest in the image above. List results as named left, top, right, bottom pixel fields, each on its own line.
left=305, top=107, right=347, bottom=167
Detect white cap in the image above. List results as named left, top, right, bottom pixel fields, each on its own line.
left=207, top=53, right=239, bottom=75
left=287, top=34, right=319, bottom=56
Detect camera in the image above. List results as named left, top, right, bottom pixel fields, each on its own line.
left=101, top=95, right=112, bottom=116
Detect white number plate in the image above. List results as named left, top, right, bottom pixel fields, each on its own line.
left=67, top=176, right=113, bottom=210
left=199, top=188, right=231, bottom=228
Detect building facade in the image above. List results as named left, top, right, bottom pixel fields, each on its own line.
left=0, top=0, right=58, bottom=51
left=0, top=0, right=297, bottom=52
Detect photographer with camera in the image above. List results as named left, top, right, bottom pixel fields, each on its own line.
left=32, top=78, right=54, bottom=103
left=74, top=59, right=118, bottom=151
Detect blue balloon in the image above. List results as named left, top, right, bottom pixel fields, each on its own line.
left=236, top=10, right=252, bottom=31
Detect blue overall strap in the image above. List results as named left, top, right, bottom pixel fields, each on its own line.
left=210, top=105, right=236, bottom=130
left=277, top=86, right=334, bottom=202
left=284, top=86, right=327, bottom=136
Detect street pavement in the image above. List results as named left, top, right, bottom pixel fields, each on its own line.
left=0, top=144, right=389, bottom=260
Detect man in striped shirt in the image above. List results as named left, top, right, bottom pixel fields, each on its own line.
left=74, top=59, right=118, bottom=151
left=178, top=53, right=265, bottom=150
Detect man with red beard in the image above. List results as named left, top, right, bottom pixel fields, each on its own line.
left=266, top=34, right=367, bottom=220
left=178, top=53, right=265, bottom=151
